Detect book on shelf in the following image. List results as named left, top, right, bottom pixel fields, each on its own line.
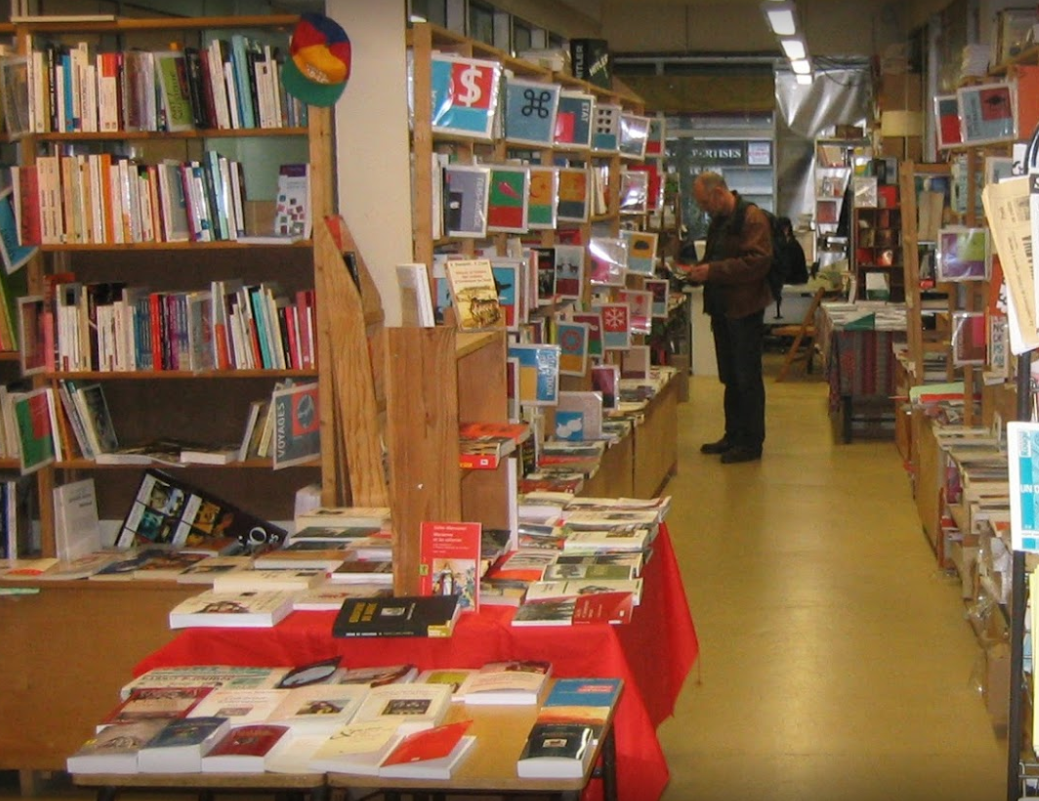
left=168, top=588, right=297, bottom=629
left=136, top=716, right=231, bottom=773
left=271, top=381, right=320, bottom=470
left=377, top=720, right=476, bottom=780
left=456, top=660, right=552, bottom=705
left=52, top=478, right=101, bottom=562
left=200, top=723, right=291, bottom=773
left=274, top=163, right=311, bottom=239
left=418, top=521, right=481, bottom=612
left=8, top=386, right=58, bottom=474
left=445, top=258, right=504, bottom=331
left=99, top=685, right=213, bottom=727
left=332, top=594, right=461, bottom=638
left=396, top=263, right=436, bottom=328
left=66, top=719, right=169, bottom=775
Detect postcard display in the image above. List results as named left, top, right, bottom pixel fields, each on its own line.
left=394, top=22, right=670, bottom=596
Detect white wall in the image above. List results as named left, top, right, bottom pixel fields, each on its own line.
left=326, top=0, right=413, bottom=326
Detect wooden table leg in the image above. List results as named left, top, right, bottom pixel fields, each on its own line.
left=600, top=726, right=618, bottom=801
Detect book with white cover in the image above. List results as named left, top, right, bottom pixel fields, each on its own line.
left=295, top=506, right=391, bottom=529
left=396, top=263, right=436, bottom=327
left=52, top=478, right=101, bottom=561
left=121, top=665, right=289, bottom=700
left=332, top=664, right=419, bottom=687
left=457, top=660, right=552, bottom=705
left=351, top=683, right=452, bottom=734
left=293, top=582, right=392, bottom=611
left=307, top=719, right=402, bottom=775
left=176, top=555, right=254, bottom=584
left=168, top=588, right=296, bottom=629
left=524, top=577, right=644, bottom=606
left=66, top=719, right=168, bottom=775
left=263, top=733, right=327, bottom=774
left=186, top=688, right=288, bottom=725
left=561, top=527, right=651, bottom=554
left=211, top=568, right=325, bottom=593
left=267, top=683, right=368, bottom=733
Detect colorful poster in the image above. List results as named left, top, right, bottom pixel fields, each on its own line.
left=504, top=77, right=560, bottom=146
left=555, top=320, right=589, bottom=377
left=557, top=168, right=589, bottom=222
left=507, top=343, right=561, bottom=406
left=527, top=166, right=558, bottom=229
left=486, top=165, right=529, bottom=233
left=553, top=91, right=594, bottom=149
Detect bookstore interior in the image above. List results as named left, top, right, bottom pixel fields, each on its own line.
left=3, top=0, right=1039, bottom=798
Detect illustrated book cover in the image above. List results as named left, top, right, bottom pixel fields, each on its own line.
left=445, top=258, right=503, bottom=331
left=503, top=76, right=559, bottom=146
left=556, top=167, right=589, bottom=223
left=936, top=226, right=990, bottom=281
left=66, top=719, right=170, bottom=774
left=417, top=520, right=481, bottom=612
left=100, top=685, right=213, bottom=726
left=351, top=682, right=453, bottom=733
left=527, top=165, right=559, bottom=229
left=136, top=716, right=231, bottom=773
left=457, top=659, right=552, bottom=705
left=553, top=90, right=594, bottom=150
left=555, top=320, right=590, bottom=377
left=200, top=723, right=291, bottom=773
left=486, top=164, right=529, bottom=234
left=270, top=380, right=320, bottom=470
left=443, top=163, right=490, bottom=238
left=168, top=588, right=296, bottom=629
left=506, top=342, right=560, bottom=406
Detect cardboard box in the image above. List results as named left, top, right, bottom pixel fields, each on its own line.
left=879, top=73, right=923, bottom=111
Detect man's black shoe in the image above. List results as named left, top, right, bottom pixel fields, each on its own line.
left=720, top=447, right=762, bottom=464
left=700, top=438, right=732, bottom=455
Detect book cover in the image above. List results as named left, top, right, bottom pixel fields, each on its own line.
left=516, top=721, right=594, bottom=778
left=511, top=598, right=576, bottom=627
left=936, top=226, right=990, bottom=281
left=188, top=688, right=288, bottom=725
left=571, top=590, right=636, bottom=624
left=328, top=557, right=394, bottom=584
left=588, top=236, right=628, bottom=286
left=554, top=90, right=594, bottom=149
left=442, top=164, right=490, bottom=238
left=503, top=76, right=559, bottom=146
left=168, top=588, right=296, bottom=629
left=555, top=390, right=603, bottom=441
left=618, top=113, right=651, bottom=159
left=428, top=54, right=501, bottom=140
left=527, top=165, right=558, bottom=230
left=52, top=477, right=101, bottom=561
left=553, top=243, right=585, bottom=301
left=395, top=262, right=435, bottom=328
left=570, top=38, right=611, bottom=88
left=556, top=167, right=589, bottom=223
left=293, top=583, right=392, bottom=611
left=486, top=164, right=529, bottom=234
left=307, top=718, right=402, bottom=775
left=100, top=685, right=213, bottom=726
left=273, top=163, right=311, bottom=239
left=332, top=664, right=418, bottom=687
left=490, top=258, right=521, bottom=330
left=66, top=719, right=169, bottom=775
left=418, top=520, right=481, bottom=612
left=271, top=381, right=320, bottom=470
left=457, top=660, right=552, bottom=705
left=153, top=51, right=195, bottom=132
left=957, top=82, right=1016, bottom=145
left=592, top=102, right=620, bottom=152
left=200, top=723, right=290, bottom=772
left=121, top=665, right=288, bottom=701
left=10, top=387, right=56, bottom=474
left=621, top=230, right=658, bottom=277
left=137, top=716, right=231, bottom=773
left=573, top=312, right=604, bottom=361
left=332, top=594, right=461, bottom=638
left=507, top=343, right=560, bottom=406
left=445, top=258, right=503, bottom=331
left=351, top=682, right=453, bottom=732
left=268, top=683, right=368, bottom=732
left=378, top=721, right=475, bottom=779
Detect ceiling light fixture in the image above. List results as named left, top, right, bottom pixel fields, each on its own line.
left=780, top=37, right=806, bottom=60
left=791, top=58, right=811, bottom=75
left=795, top=73, right=812, bottom=85
left=762, top=2, right=798, bottom=36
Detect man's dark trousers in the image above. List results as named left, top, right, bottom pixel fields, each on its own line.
left=711, top=309, right=765, bottom=452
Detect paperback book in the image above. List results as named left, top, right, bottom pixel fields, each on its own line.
left=332, top=594, right=461, bottom=638
left=167, top=588, right=296, bottom=629
left=418, top=520, right=481, bottom=612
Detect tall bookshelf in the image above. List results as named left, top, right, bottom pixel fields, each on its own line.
left=0, top=13, right=342, bottom=780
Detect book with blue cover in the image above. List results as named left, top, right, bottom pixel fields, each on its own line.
left=553, top=90, right=594, bottom=150
left=503, top=76, right=559, bottom=146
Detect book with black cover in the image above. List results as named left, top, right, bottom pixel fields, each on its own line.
left=516, top=721, right=594, bottom=778
left=332, top=594, right=461, bottom=638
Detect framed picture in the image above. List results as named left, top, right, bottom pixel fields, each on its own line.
left=936, top=226, right=990, bottom=281
left=933, top=95, right=962, bottom=150
left=957, top=82, right=1017, bottom=146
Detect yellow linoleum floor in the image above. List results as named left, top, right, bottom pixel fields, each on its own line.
left=658, top=358, right=1006, bottom=801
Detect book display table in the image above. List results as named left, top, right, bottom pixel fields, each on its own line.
left=817, top=303, right=907, bottom=443
left=134, top=527, right=698, bottom=801
left=74, top=771, right=329, bottom=801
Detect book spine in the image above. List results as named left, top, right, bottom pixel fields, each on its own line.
left=183, top=47, right=208, bottom=129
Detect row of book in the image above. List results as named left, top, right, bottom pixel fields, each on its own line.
left=12, top=154, right=310, bottom=246
left=20, top=277, right=318, bottom=374
left=68, top=658, right=617, bottom=781
left=17, top=35, right=307, bottom=135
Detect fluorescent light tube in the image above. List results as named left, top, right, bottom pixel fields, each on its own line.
left=791, top=58, right=811, bottom=74
left=795, top=73, right=812, bottom=85
left=780, top=37, right=806, bottom=60
left=763, top=3, right=797, bottom=36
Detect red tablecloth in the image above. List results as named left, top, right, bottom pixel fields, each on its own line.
left=134, top=526, right=698, bottom=801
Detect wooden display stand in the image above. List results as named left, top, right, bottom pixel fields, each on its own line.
left=633, top=379, right=679, bottom=498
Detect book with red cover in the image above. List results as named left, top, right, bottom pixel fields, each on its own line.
left=418, top=521, right=481, bottom=612
left=572, top=591, right=634, bottom=625
left=379, top=719, right=472, bottom=770
left=100, top=685, right=213, bottom=726
left=200, top=723, right=290, bottom=772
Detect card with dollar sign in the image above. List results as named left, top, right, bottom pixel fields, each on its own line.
left=429, top=54, right=501, bottom=140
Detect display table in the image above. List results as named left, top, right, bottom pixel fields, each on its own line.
left=817, top=303, right=907, bottom=443
left=134, top=527, right=698, bottom=801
